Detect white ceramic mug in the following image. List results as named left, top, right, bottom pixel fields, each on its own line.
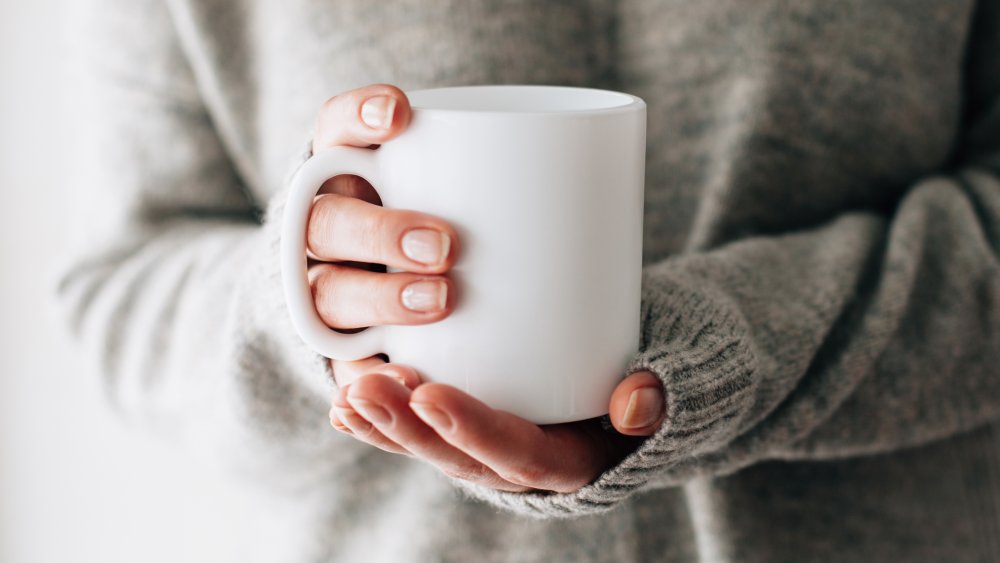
left=282, top=85, right=645, bottom=424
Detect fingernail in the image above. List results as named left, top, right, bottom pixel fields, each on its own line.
left=333, top=404, right=370, bottom=431
left=410, top=402, right=453, bottom=432
left=348, top=398, right=392, bottom=426
left=329, top=409, right=351, bottom=432
left=401, top=280, right=448, bottom=313
left=401, top=228, right=450, bottom=265
left=621, top=387, right=663, bottom=430
left=361, top=95, right=396, bottom=130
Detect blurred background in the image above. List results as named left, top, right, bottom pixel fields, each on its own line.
left=0, top=2, right=260, bottom=561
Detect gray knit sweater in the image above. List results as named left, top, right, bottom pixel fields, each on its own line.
left=58, top=0, right=1000, bottom=561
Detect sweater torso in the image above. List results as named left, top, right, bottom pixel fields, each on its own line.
left=115, top=1, right=999, bottom=560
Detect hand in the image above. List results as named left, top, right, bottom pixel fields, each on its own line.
left=307, top=84, right=459, bottom=332
left=310, top=84, right=665, bottom=493
left=331, top=361, right=665, bottom=493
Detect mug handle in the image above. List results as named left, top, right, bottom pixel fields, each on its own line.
left=280, top=147, right=386, bottom=360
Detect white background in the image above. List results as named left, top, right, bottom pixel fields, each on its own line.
left=0, top=2, right=257, bottom=561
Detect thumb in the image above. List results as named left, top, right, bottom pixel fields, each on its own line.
left=608, top=371, right=665, bottom=436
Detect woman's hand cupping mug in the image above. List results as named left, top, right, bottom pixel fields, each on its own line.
left=308, top=84, right=666, bottom=494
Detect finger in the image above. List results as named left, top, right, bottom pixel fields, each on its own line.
left=307, top=193, right=458, bottom=273
left=331, top=386, right=411, bottom=456
left=328, top=406, right=352, bottom=433
left=346, top=375, right=530, bottom=492
left=409, top=384, right=603, bottom=493
left=333, top=360, right=422, bottom=390
left=314, top=84, right=411, bottom=152
left=309, top=263, right=454, bottom=329
left=318, top=173, right=381, bottom=206
left=608, top=371, right=666, bottom=437
left=307, top=176, right=382, bottom=262
left=330, top=355, right=386, bottom=388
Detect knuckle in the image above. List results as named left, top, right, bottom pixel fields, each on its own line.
left=379, top=364, right=419, bottom=387
left=359, top=209, right=390, bottom=263
left=370, top=285, right=394, bottom=322
left=330, top=414, right=349, bottom=432
left=498, top=462, right=547, bottom=487
left=319, top=91, right=356, bottom=125
left=331, top=362, right=356, bottom=388
left=309, top=263, right=335, bottom=291
left=315, top=96, right=345, bottom=148
left=341, top=175, right=372, bottom=199
left=354, top=426, right=379, bottom=442
left=441, top=462, right=489, bottom=483
left=306, top=195, right=339, bottom=254
left=344, top=413, right=376, bottom=438
left=310, top=268, right=344, bottom=327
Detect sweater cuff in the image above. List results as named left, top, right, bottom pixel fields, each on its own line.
left=241, top=133, right=335, bottom=400
left=454, top=269, right=759, bottom=518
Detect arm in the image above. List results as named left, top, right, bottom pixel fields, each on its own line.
left=57, top=0, right=349, bottom=479
left=453, top=1, right=1000, bottom=516
left=323, top=3, right=1000, bottom=517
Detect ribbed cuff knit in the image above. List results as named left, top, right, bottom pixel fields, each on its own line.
left=455, top=270, right=759, bottom=518
left=245, top=133, right=336, bottom=400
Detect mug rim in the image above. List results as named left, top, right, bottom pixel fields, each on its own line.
left=406, top=85, right=645, bottom=116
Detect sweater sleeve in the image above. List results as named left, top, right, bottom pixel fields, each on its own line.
left=458, top=3, right=1000, bottom=518
left=56, top=0, right=361, bottom=482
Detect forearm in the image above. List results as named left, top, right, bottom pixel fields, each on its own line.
left=57, top=206, right=361, bottom=475
left=460, top=164, right=1000, bottom=518
left=635, top=169, right=1000, bottom=468
left=60, top=0, right=364, bottom=481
